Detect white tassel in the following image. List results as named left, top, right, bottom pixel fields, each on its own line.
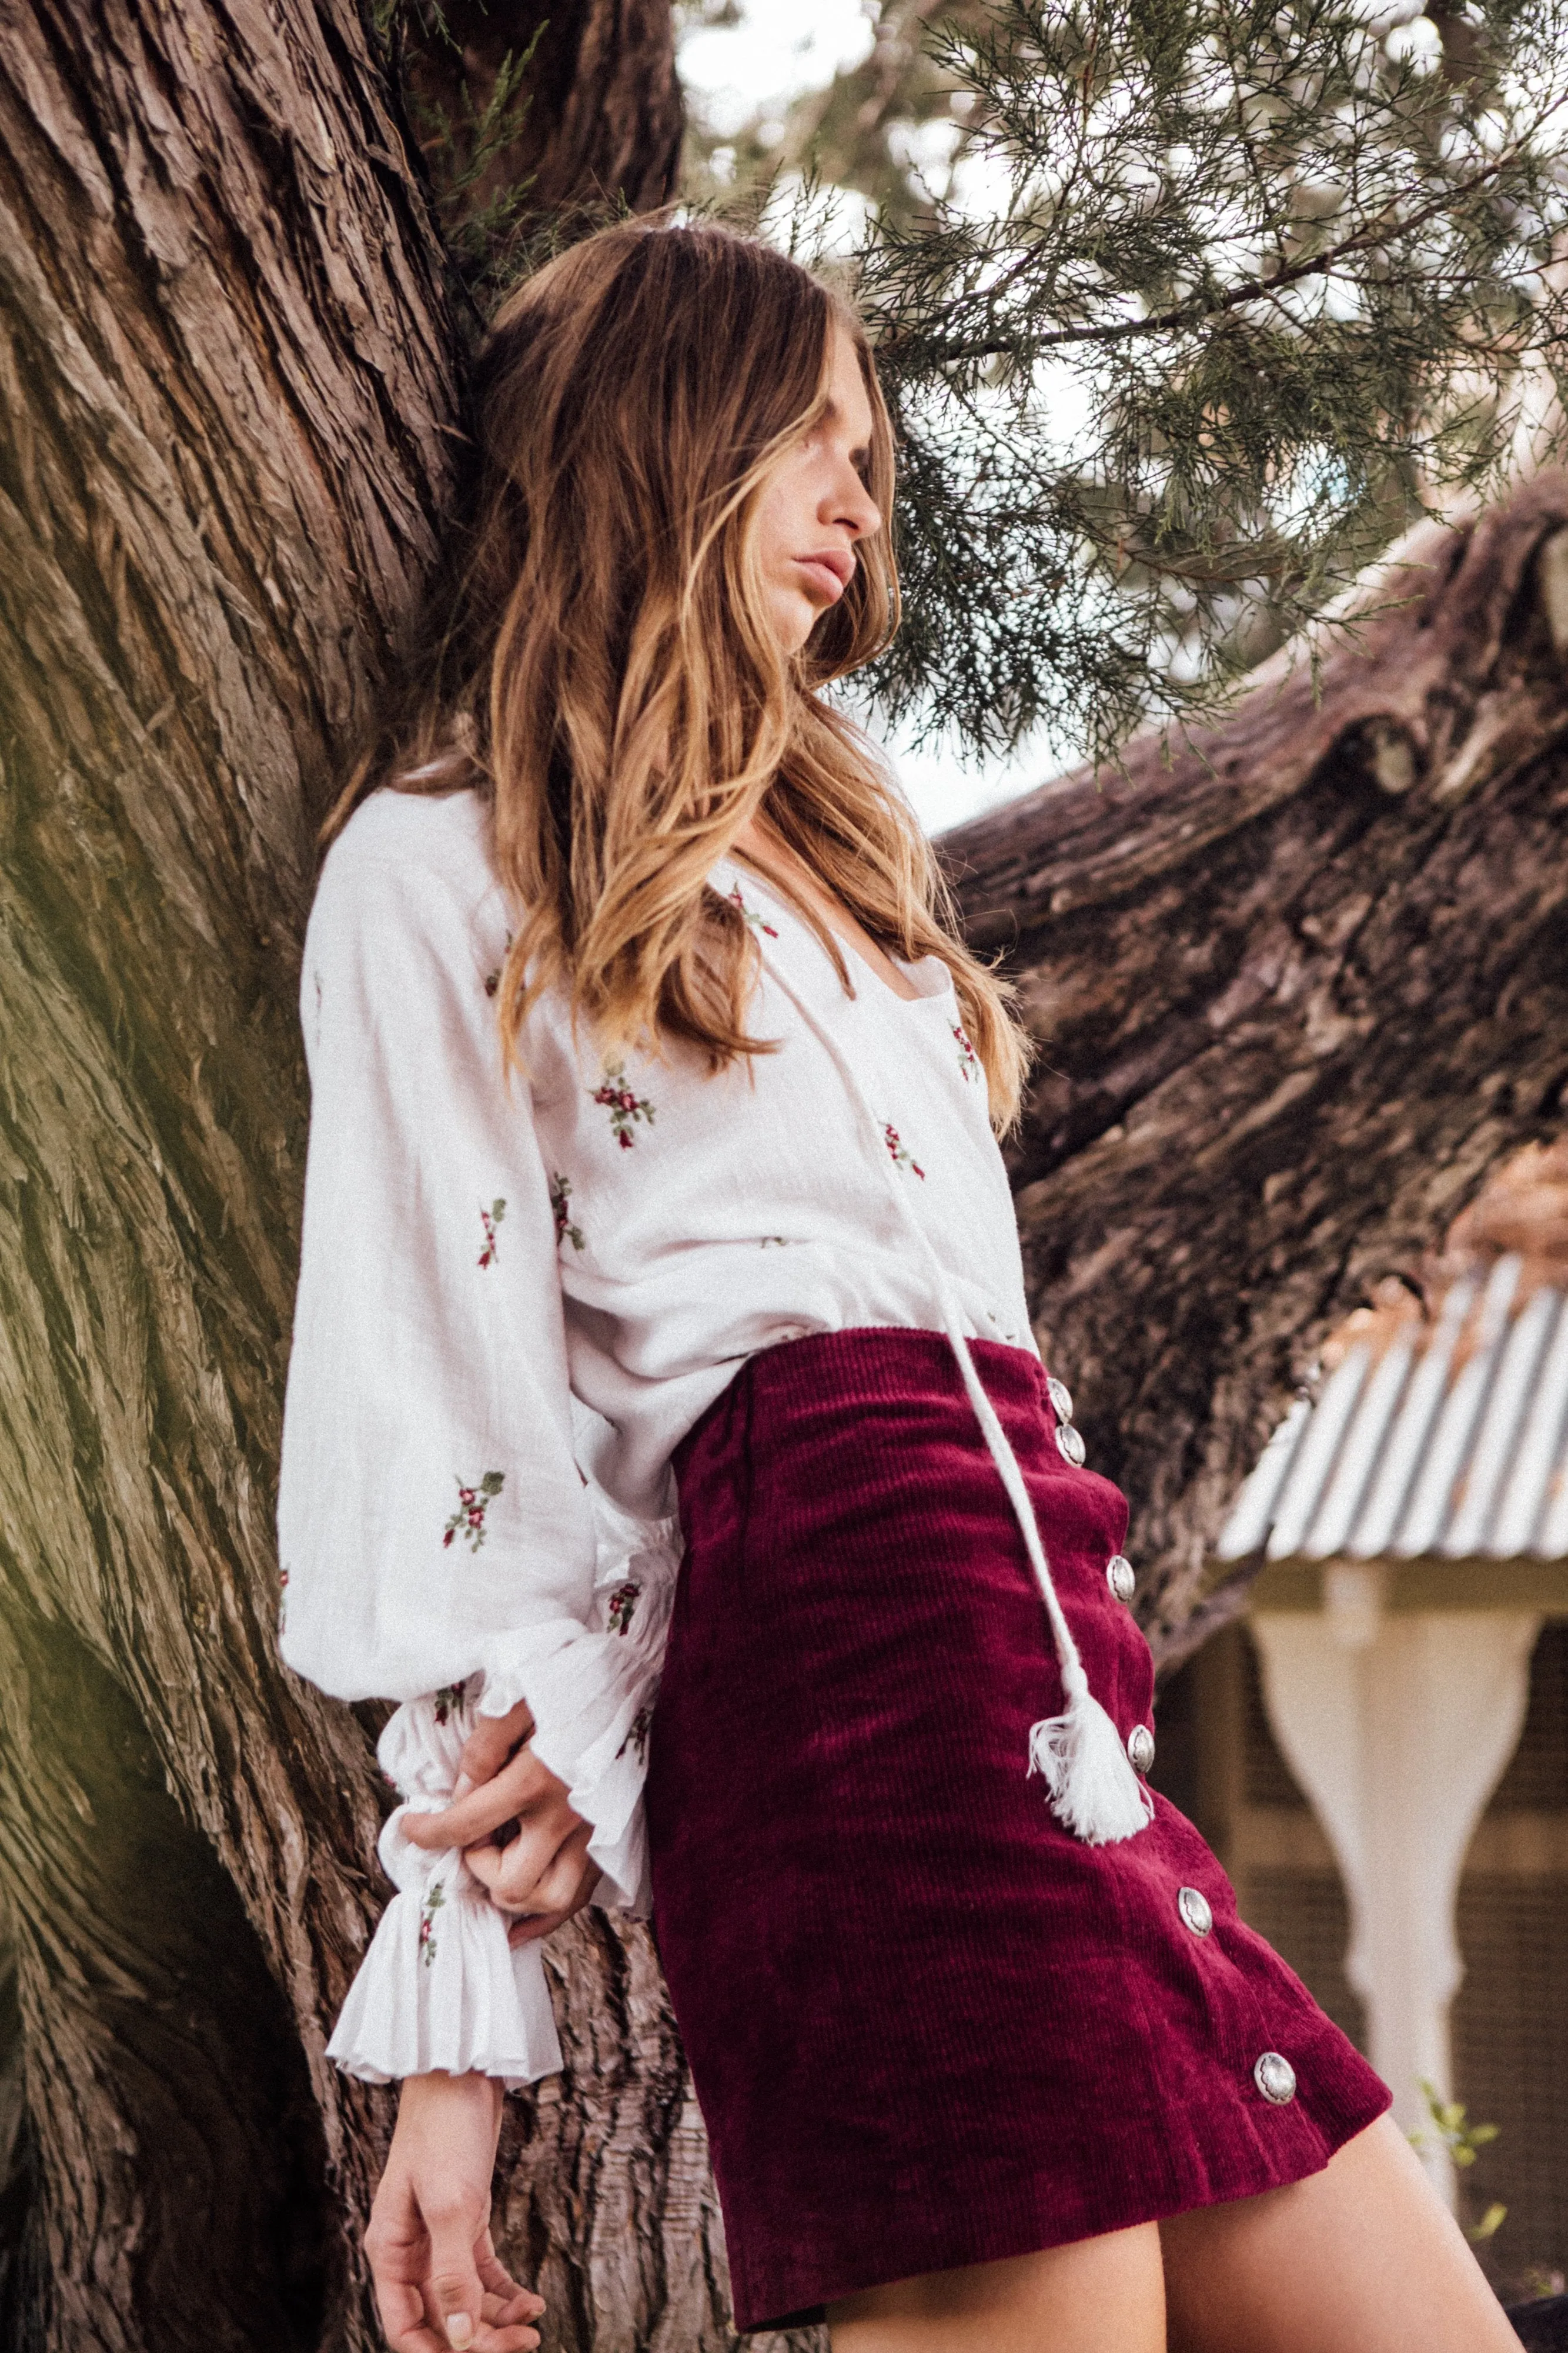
left=754, top=952, right=1157, bottom=1851
left=1028, top=1688, right=1156, bottom=1846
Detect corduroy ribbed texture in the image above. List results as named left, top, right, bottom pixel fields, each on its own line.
left=646, top=1328, right=1390, bottom=2331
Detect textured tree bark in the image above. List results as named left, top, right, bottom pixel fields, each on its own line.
left=941, top=479, right=1568, bottom=1670
left=0, top=0, right=763, bottom=2348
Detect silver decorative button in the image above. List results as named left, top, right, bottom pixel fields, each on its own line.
left=1055, top=1423, right=1086, bottom=1468
left=1047, top=1374, right=1075, bottom=1424
left=1106, top=1554, right=1136, bottom=1604
left=1177, top=1885, right=1213, bottom=1937
left=1126, top=1724, right=1155, bottom=1773
left=1253, top=2051, right=1297, bottom=2105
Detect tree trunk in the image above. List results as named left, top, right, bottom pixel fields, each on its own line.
left=0, top=1, right=767, bottom=2347
left=941, top=480, right=1568, bottom=1667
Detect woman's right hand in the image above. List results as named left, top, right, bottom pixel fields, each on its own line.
left=366, top=2070, right=545, bottom=2353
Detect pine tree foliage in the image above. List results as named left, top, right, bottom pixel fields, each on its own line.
left=845, top=0, right=1568, bottom=759
left=678, top=0, right=987, bottom=223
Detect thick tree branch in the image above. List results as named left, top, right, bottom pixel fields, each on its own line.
left=943, top=475, right=1568, bottom=1661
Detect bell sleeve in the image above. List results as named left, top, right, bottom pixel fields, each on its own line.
left=276, top=793, right=674, bottom=2088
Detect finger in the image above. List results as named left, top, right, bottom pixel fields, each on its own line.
left=480, top=2287, right=546, bottom=2324
left=507, top=1906, right=571, bottom=1947
left=475, top=2232, right=546, bottom=2319
left=513, top=1823, right=593, bottom=1916
left=504, top=1856, right=600, bottom=1947
left=461, top=1801, right=579, bottom=1896
left=470, top=1812, right=582, bottom=1912
left=402, top=1750, right=561, bottom=1852
left=457, top=1702, right=534, bottom=1790
left=375, top=2272, right=451, bottom=2353
left=424, top=2202, right=489, bottom=2351
left=367, top=2188, right=444, bottom=2353
left=508, top=1860, right=600, bottom=1945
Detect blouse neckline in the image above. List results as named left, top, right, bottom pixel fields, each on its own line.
left=718, top=856, right=956, bottom=1014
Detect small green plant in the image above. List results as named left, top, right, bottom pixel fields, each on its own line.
left=377, top=0, right=550, bottom=310
left=1410, top=2081, right=1506, bottom=2244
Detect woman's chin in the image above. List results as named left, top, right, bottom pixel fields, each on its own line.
left=764, top=588, right=827, bottom=657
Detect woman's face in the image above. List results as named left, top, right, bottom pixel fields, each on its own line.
left=753, top=323, right=882, bottom=656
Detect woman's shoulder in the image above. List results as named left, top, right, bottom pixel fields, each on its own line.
left=324, top=782, right=494, bottom=890
left=312, top=786, right=503, bottom=947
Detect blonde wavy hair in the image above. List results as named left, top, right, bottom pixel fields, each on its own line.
left=328, top=219, right=1029, bottom=1129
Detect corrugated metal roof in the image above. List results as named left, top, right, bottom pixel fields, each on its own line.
left=1216, top=1257, right=1568, bottom=1565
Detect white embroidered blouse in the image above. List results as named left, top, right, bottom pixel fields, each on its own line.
left=277, top=785, right=1037, bottom=2088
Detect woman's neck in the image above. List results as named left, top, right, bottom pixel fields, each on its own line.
left=731, top=814, right=922, bottom=1004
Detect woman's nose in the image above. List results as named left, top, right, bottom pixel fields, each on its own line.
left=830, top=468, right=881, bottom=542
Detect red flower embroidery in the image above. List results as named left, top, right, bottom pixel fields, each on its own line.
left=591, top=1060, right=655, bottom=1149
left=433, top=1680, right=469, bottom=1725
left=607, top=1581, right=641, bottom=1637
left=419, top=1881, right=446, bottom=1969
left=443, top=1470, right=505, bottom=1552
left=617, top=1703, right=654, bottom=1765
left=884, top=1123, right=925, bottom=1180
left=550, top=1173, right=586, bottom=1251
left=952, top=1022, right=980, bottom=1083
left=483, top=932, right=514, bottom=999
left=477, top=1197, right=506, bottom=1268
left=728, top=883, right=778, bottom=938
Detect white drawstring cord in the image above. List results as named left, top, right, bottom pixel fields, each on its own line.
left=764, top=959, right=1154, bottom=1847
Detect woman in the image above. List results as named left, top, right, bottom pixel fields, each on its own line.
left=278, top=220, right=1520, bottom=2353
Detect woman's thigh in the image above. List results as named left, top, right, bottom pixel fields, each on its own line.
left=825, top=2224, right=1166, bottom=2353
left=1161, top=2114, right=1523, bottom=2353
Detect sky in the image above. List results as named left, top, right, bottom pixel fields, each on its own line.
left=675, top=2, right=1061, bottom=836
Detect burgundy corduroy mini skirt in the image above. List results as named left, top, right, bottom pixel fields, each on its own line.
left=644, top=1328, right=1389, bottom=2331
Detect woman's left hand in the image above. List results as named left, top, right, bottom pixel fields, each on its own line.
left=467, top=1818, right=601, bottom=1948
left=401, top=1701, right=601, bottom=1946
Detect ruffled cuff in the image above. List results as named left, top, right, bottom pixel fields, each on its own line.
left=326, top=1493, right=679, bottom=2087
left=482, top=1486, right=678, bottom=1911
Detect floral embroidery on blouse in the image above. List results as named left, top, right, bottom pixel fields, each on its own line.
left=418, top=1881, right=446, bottom=1968
left=727, top=883, right=778, bottom=939
left=617, top=1702, right=654, bottom=1764
left=477, top=1199, right=506, bottom=1268
left=952, top=1022, right=980, bottom=1083
left=443, top=1470, right=505, bottom=1553
left=550, top=1173, right=586, bottom=1251
left=482, top=932, right=513, bottom=999
left=591, top=1060, right=655, bottom=1150
left=883, top=1123, right=925, bottom=1180
left=607, top=1580, right=640, bottom=1637
left=432, top=1680, right=469, bottom=1725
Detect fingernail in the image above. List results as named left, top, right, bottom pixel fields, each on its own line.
left=445, top=2317, right=473, bottom=2349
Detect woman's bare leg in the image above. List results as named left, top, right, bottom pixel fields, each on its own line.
left=825, top=2224, right=1166, bottom=2353
left=1161, top=2114, right=1522, bottom=2353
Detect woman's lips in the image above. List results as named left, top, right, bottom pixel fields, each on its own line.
left=795, top=552, right=854, bottom=603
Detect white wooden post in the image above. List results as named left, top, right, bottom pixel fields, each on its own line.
left=1251, top=1580, right=1539, bottom=2204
